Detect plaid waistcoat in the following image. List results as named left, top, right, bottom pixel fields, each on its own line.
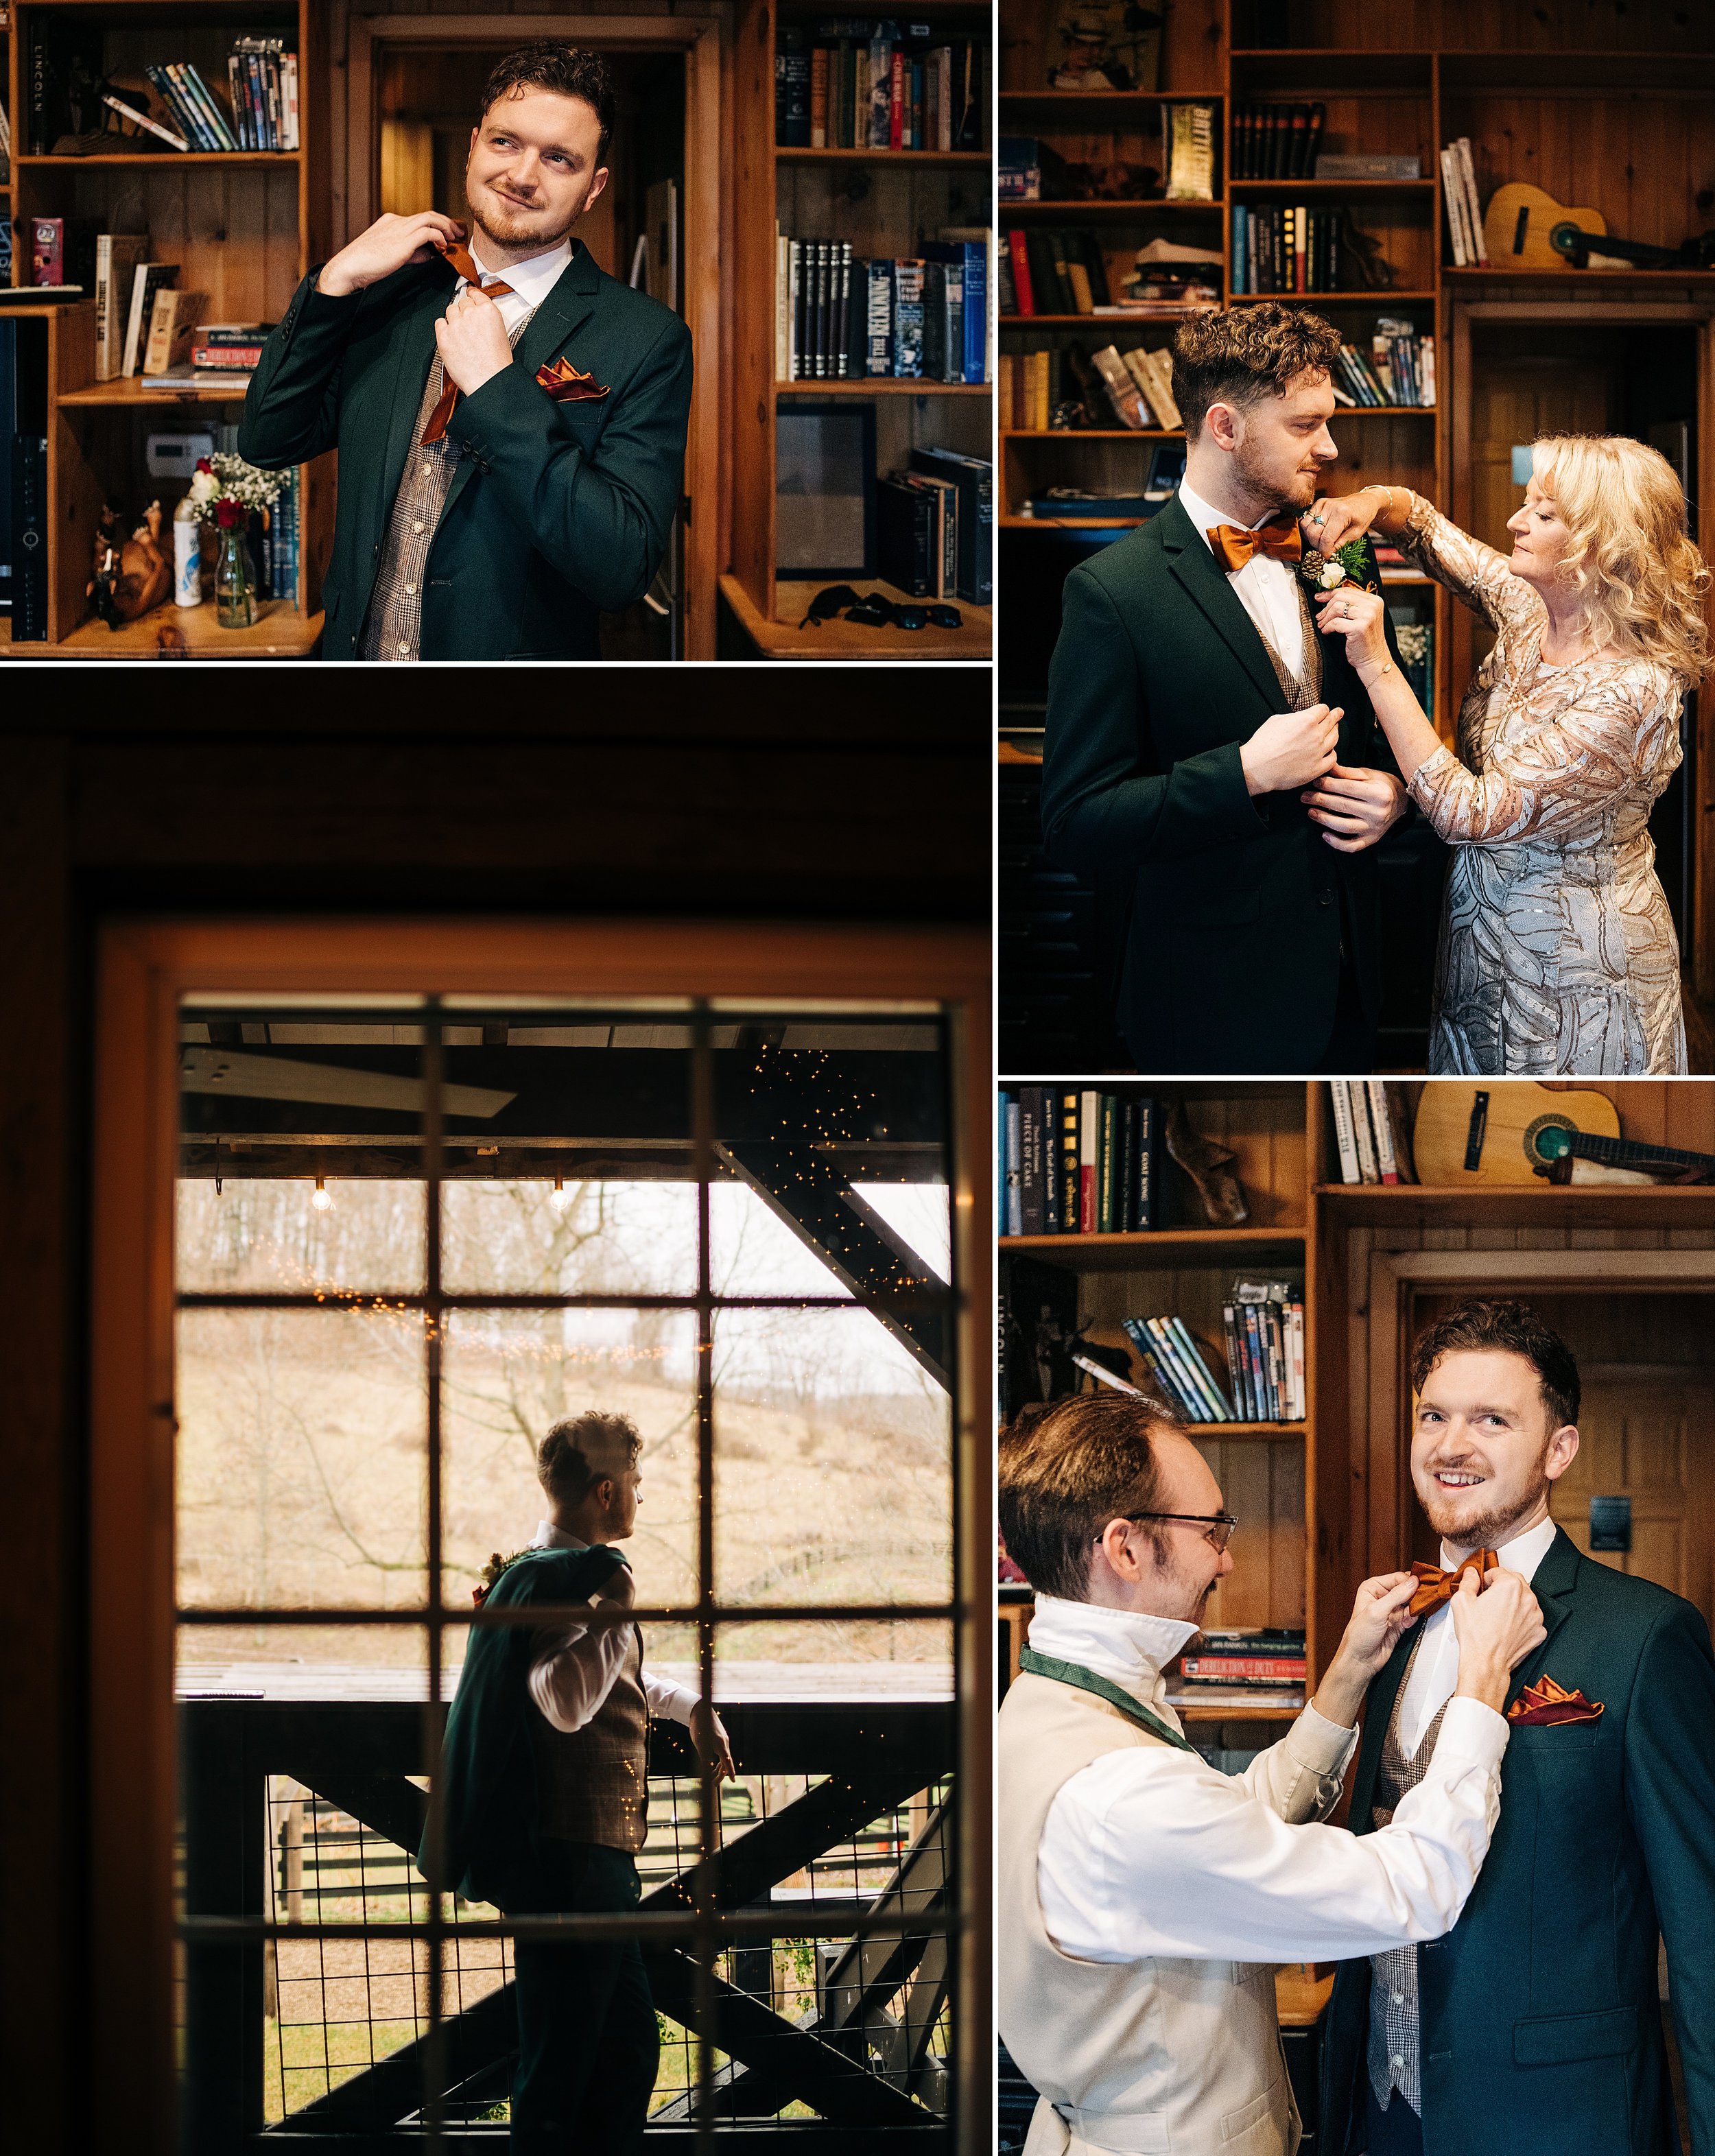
left=1253, top=576, right=1324, bottom=711
left=357, top=300, right=537, bottom=663
left=527, top=1624, right=651, bottom=1853
left=1367, top=1624, right=1450, bottom=2116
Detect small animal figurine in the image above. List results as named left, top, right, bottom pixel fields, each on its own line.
left=88, top=499, right=173, bottom=628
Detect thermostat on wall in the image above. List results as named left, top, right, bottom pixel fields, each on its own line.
left=146, top=432, right=216, bottom=480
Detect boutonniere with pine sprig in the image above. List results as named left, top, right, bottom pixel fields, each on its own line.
left=473, top=1548, right=535, bottom=1607
left=1299, top=537, right=1380, bottom=597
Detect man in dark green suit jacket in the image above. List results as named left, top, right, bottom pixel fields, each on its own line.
left=1041, top=303, right=1411, bottom=1072
left=239, top=43, right=690, bottom=661
left=1321, top=1299, right=1715, bottom=2156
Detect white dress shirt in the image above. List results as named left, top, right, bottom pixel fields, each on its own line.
left=1033, top=1595, right=1509, bottom=1966
left=458, top=237, right=573, bottom=340
left=1394, top=1515, right=1557, bottom=1760
left=525, top=1521, right=698, bottom=1734
left=1178, top=475, right=1307, bottom=683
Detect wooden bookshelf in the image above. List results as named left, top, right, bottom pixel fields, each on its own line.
left=728, top=0, right=993, bottom=658
left=1000, top=1082, right=1317, bottom=1725
left=3, top=0, right=329, bottom=655
left=1000, top=0, right=1715, bottom=860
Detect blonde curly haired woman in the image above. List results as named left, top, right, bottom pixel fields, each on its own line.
left=1303, top=436, right=1709, bottom=1074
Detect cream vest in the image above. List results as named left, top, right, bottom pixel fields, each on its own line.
left=998, top=1670, right=1300, bottom=2156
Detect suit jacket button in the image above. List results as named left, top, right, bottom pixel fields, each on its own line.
left=1317, top=888, right=1334, bottom=905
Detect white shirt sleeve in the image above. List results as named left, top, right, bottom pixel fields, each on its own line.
left=526, top=1605, right=633, bottom=1735
left=1039, top=1694, right=1508, bottom=1965
left=1234, top=1700, right=1360, bottom=1823
left=643, top=1669, right=699, bottom=1726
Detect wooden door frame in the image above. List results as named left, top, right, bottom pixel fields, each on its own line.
left=88, top=914, right=991, bottom=2153
left=346, top=12, right=724, bottom=659
left=1360, top=1244, right=1715, bottom=1583
left=1447, top=297, right=1715, bottom=997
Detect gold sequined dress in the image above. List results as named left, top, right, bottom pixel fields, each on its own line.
left=1395, top=496, right=1687, bottom=1075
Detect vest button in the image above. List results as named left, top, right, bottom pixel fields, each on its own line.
left=1392, top=1991, right=1405, bottom=2005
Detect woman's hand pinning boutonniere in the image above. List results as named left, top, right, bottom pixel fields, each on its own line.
left=473, top=1548, right=534, bottom=1607
left=1299, top=536, right=1378, bottom=597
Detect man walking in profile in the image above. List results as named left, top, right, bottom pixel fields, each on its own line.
left=429, top=1412, right=732, bottom=2151
left=241, top=43, right=691, bottom=660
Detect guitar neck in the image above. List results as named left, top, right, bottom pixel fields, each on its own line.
left=1568, top=1131, right=1715, bottom=1178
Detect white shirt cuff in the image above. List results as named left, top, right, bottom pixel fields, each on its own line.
left=1435, top=1692, right=1510, bottom=1766
left=1286, top=1698, right=1361, bottom=1777
left=644, top=1671, right=699, bottom=1726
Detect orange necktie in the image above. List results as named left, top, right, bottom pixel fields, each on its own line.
left=1207, top=516, right=1303, bottom=575
left=1406, top=1550, right=1500, bottom=1618
left=420, top=242, right=515, bottom=447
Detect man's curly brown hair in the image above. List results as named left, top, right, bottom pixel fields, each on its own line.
left=1171, top=302, right=1343, bottom=440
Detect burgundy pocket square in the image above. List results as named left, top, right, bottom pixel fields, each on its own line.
left=536, top=357, right=610, bottom=402
left=1508, top=1676, right=1604, bottom=1727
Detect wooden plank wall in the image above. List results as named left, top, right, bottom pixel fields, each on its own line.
left=1229, top=1, right=1715, bottom=51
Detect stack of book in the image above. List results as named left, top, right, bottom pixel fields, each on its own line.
left=1000, top=1087, right=1162, bottom=1236
left=776, top=23, right=986, bottom=151
left=999, top=134, right=1041, bottom=202
left=1004, top=226, right=1109, bottom=316
left=1231, top=104, right=1325, bottom=180
left=878, top=466, right=962, bottom=599
left=777, top=237, right=987, bottom=383
left=1439, top=139, right=1489, bottom=267
left=1088, top=344, right=1181, bottom=430
left=1328, top=1080, right=1418, bottom=1185
left=86, top=41, right=298, bottom=154
left=1217, top=1280, right=1305, bottom=1423
left=1114, top=239, right=1224, bottom=317
left=1121, top=1314, right=1235, bottom=1421
left=1171, top=1627, right=1307, bottom=1709
left=1329, top=321, right=1434, bottom=407
left=1230, top=204, right=1359, bottom=295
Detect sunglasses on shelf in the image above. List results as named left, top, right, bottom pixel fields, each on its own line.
left=799, top=586, right=962, bottom=632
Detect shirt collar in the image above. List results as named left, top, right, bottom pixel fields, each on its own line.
left=532, top=1519, right=589, bottom=1552
left=1177, top=475, right=1278, bottom=557
left=1441, top=1513, right=1558, bottom=1584
left=1028, top=1595, right=1200, bottom=1709
left=462, top=237, right=574, bottom=309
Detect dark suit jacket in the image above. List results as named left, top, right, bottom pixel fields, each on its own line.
left=1321, top=1528, right=1715, bottom=2156
left=239, top=241, right=692, bottom=659
left=1039, top=495, right=1405, bottom=1072
left=422, top=1543, right=626, bottom=1904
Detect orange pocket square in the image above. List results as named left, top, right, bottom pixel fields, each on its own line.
left=1508, top=1675, right=1604, bottom=1727
left=536, top=356, right=610, bottom=403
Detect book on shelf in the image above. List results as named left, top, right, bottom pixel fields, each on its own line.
left=122, top=263, right=179, bottom=378
left=1166, top=1683, right=1305, bottom=1709
left=1233, top=205, right=1392, bottom=298
left=1231, top=103, right=1325, bottom=182
left=777, top=237, right=986, bottom=383
left=1216, top=1279, right=1305, bottom=1423
left=1085, top=343, right=1180, bottom=430
left=30, top=217, right=99, bottom=292
left=921, top=237, right=990, bottom=384
left=101, top=92, right=189, bottom=153
left=1000, top=134, right=1041, bottom=204
left=27, top=14, right=104, bottom=152
left=909, top=446, right=989, bottom=604
left=1328, top=1080, right=1418, bottom=1186
left=877, top=469, right=960, bottom=599
left=1316, top=153, right=1421, bottom=181
left=94, top=235, right=152, bottom=379
left=1163, top=103, right=1216, bottom=202
left=1000, top=1086, right=1163, bottom=1235
left=1181, top=1628, right=1308, bottom=1685
left=778, top=24, right=987, bottom=152
left=1440, top=137, right=1488, bottom=268
left=1121, top=1314, right=1237, bottom=1423
left=144, top=289, right=210, bottom=377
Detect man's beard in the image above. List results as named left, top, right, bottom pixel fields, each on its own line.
left=468, top=180, right=585, bottom=252
left=1417, top=1450, right=1550, bottom=1550
left=1231, top=436, right=1319, bottom=518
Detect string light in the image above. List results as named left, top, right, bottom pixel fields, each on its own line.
left=311, top=1176, right=333, bottom=1213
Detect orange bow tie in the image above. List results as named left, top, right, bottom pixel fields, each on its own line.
left=1406, top=1550, right=1499, bottom=1618
left=1207, top=516, right=1303, bottom=575
left=420, top=244, right=517, bottom=447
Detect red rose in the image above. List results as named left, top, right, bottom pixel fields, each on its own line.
left=215, top=498, right=241, bottom=528
left=195, top=457, right=213, bottom=473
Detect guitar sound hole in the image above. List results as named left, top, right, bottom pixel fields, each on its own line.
left=1525, top=1113, right=1574, bottom=1165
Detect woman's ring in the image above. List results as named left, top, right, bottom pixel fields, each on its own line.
left=1313, top=514, right=1325, bottom=525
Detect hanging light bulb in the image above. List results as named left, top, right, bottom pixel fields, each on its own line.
left=550, top=1174, right=570, bottom=1213
left=311, top=1176, right=333, bottom=1213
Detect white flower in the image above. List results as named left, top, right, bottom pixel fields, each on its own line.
left=1318, top=562, right=1347, bottom=590
left=188, top=470, right=218, bottom=507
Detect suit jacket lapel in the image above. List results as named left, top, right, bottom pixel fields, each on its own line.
left=1349, top=1625, right=1417, bottom=1833
left=1504, top=1524, right=1581, bottom=1713
left=1160, top=494, right=1291, bottom=714
left=441, top=243, right=602, bottom=525
left=374, top=268, right=453, bottom=547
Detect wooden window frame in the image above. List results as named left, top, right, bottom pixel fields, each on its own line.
left=88, top=915, right=991, bottom=2151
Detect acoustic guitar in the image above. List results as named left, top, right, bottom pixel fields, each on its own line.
left=1481, top=182, right=1606, bottom=272
left=1412, top=1083, right=1715, bottom=1187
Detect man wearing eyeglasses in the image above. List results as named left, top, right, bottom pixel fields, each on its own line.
left=998, top=1392, right=1546, bottom=2156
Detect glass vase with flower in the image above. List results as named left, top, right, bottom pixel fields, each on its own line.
left=186, top=453, right=285, bottom=628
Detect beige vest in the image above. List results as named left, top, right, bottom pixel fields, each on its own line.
left=528, top=1624, right=650, bottom=1852
left=998, top=1670, right=1299, bottom=2156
